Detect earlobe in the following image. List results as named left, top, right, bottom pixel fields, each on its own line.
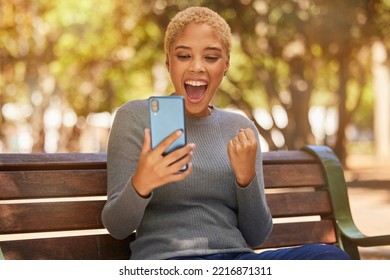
left=224, top=66, right=229, bottom=76
left=224, top=56, right=230, bottom=75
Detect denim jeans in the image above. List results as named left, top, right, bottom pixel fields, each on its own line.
left=169, top=244, right=350, bottom=260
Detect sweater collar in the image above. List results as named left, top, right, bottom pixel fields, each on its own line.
left=185, top=106, right=219, bottom=126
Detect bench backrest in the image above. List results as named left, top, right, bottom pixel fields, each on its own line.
left=0, top=147, right=345, bottom=259
left=0, top=153, right=132, bottom=259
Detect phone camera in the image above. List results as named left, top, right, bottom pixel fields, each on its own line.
left=151, top=99, right=159, bottom=113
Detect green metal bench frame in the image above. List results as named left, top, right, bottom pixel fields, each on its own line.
left=304, top=145, right=390, bottom=259
left=0, top=246, right=4, bottom=260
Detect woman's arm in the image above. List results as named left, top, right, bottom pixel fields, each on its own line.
left=228, top=122, right=273, bottom=247
left=101, top=104, right=150, bottom=240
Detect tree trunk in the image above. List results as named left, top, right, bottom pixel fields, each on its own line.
left=285, top=57, right=315, bottom=149
left=334, top=57, right=348, bottom=165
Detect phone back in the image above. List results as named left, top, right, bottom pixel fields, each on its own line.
left=149, top=96, right=186, bottom=155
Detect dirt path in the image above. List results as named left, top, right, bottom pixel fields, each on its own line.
left=345, top=155, right=390, bottom=260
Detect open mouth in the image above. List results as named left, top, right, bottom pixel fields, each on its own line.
left=184, top=80, right=208, bottom=103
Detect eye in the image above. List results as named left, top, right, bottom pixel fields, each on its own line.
left=177, top=55, right=191, bottom=60
left=205, top=56, right=219, bottom=62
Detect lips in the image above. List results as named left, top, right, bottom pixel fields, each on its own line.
left=184, top=80, right=208, bottom=103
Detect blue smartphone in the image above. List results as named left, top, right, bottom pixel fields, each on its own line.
left=149, top=96, right=187, bottom=171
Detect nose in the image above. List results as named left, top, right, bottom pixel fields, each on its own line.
left=189, top=57, right=205, bottom=73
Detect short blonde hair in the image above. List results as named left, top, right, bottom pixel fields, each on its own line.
left=164, top=7, right=231, bottom=55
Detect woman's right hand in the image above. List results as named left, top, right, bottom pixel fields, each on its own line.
left=131, top=128, right=195, bottom=197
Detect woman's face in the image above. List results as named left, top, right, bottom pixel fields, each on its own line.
left=166, top=23, right=230, bottom=118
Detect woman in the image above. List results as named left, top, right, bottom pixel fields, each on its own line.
left=101, top=6, right=349, bottom=260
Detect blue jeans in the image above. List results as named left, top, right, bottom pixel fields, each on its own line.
left=169, top=244, right=350, bottom=260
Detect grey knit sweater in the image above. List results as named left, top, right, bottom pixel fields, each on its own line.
left=101, top=99, right=273, bottom=260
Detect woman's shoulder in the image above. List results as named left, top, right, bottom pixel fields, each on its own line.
left=118, top=99, right=148, bottom=113
left=112, top=99, right=149, bottom=126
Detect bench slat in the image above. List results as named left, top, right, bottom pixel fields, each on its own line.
left=262, top=150, right=316, bottom=164
left=0, top=165, right=327, bottom=199
left=0, top=191, right=332, bottom=233
left=258, top=220, right=337, bottom=249
left=263, top=164, right=325, bottom=188
left=266, top=191, right=331, bottom=217
left=0, top=153, right=106, bottom=171
left=0, top=234, right=133, bottom=260
left=0, top=170, right=107, bottom=199
left=0, top=201, right=106, bottom=234
left=1, top=220, right=336, bottom=259
left=0, top=151, right=313, bottom=169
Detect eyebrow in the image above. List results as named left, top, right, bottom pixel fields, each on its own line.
left=174, top=45, right=223, bottom=52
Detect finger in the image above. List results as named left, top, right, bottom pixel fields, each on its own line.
left=153, top=129, right=183, bottom=155
left=165, top=142, right=195, bottom=159
left=231, top=137, right=240, bottom=147
left=167, top=150, right=193, bottom=173
left=168, top=161, right=193, bottom=180
left=163, top=143, right=195, bottom=167
left=237, top=130, right=248, bottom=143
left=243, top=128, right=256, bottom=142
left=227, top=140, right=235, bottom=157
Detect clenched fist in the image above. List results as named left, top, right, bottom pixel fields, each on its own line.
left=227, top=128, right=258, bottom=187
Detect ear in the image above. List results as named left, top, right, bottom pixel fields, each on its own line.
left=224, top=55, right=230, bottom=73
left=165, top=53, right=170, bottom=72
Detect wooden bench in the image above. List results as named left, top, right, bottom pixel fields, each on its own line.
left=1, top=145, right=389, bottom=260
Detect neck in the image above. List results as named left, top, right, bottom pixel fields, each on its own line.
left=186, top=105, right=213, bottom=118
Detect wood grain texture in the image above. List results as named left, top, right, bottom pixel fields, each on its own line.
left=0, top=234, right=134, bottom=260
left=0, top=170, right=107, bottom=199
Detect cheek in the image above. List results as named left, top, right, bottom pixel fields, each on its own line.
left=169, top=62, right=184, bottom=78
left=170, top=72, right=182, bottom=86
left=169, top=65, right=182, bottom=82
left=214, top=60, right=228, bottom=75
left=169, top=69, right=185, bottom=93
left=210, top=66, right=225, bottom=82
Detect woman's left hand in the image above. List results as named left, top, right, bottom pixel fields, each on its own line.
left=227, top=128, right=258, bottom=187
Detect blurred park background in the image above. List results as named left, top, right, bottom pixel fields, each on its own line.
left=1, top=0, right=390, bottom=160
left=1, top=0, right=389, bottom=258
left=1, top=0, right=390, bottom=161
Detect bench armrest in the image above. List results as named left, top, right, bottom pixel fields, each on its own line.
left=303, top=145, right=390, bottom=258
left=340, top=224, right=390, bottom=247
left=0, top=245, right=4, bottom=260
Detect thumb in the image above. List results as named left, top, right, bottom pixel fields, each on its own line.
left=141, top=128, right=152, bottom=153
left=227, top=140, right=234, bottom=159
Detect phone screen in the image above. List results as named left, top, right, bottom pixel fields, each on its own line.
left=149, top=96, right=187, bottom=167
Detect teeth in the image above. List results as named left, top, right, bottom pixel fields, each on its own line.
left=185, top=80, right=207, bottom=86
